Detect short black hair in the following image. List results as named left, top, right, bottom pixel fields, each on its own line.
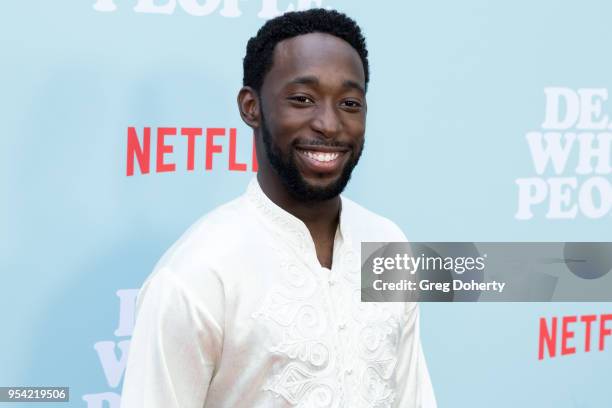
left=243, top=8, right=369, bottom=93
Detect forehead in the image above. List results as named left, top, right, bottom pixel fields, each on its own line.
left=264, top=32, right=365, bottom=91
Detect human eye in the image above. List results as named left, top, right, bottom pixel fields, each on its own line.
left=340, top=99, right=363, bottom=111
left=288, top=95, right=315, bottom=105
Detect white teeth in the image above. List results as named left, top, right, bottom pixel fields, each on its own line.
left=303, top=150, right=340, bottom=162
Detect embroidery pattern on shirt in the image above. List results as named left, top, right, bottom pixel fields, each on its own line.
left=247, top=179, right=402, bottom=408
left=340, top=249, right=400, bottom=408
left=252, top=254, right=339, bottom=407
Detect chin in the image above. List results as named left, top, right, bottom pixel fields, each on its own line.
left=303, top=175, right=342, bottom=190
left=293, top=173, right=351, bottom=202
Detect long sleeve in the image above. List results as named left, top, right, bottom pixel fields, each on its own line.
left=120, top=267, right=224, bottom=408
left=393, top=303, right=437, bottom=408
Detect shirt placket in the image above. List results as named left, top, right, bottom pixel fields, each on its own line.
left=313, top=240, right=356, bottom=407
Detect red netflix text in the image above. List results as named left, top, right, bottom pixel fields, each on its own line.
left=126, top=127, right=258, bottom=176
left=538, top=313, right=612, bottom=359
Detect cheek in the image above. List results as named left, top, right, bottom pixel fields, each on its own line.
left=272, top=109, right=312, bottom=143
left=278, top=106, right=312, bottom=128
left=345, top=118, right=366, bottom=144
left=261, top=94, right=306, bottom=137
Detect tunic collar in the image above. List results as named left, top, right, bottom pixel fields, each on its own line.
left=245, top=177, right=352, bottom=263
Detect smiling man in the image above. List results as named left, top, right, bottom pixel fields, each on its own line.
left=121, top=9, right=435, bottom=408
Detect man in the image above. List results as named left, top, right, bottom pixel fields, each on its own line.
left=121, top=8, right=435, bottom=408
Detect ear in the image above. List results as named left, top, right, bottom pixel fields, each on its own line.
left=237, top=86, right=261, bottom=129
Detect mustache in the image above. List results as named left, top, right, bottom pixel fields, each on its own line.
left=292, top=138, right=353, bottom=148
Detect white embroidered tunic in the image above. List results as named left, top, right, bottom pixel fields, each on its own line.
left=121, top=178, right=436, bottom=408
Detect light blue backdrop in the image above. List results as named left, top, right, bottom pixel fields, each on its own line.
left=2, top=1, right=611, bottom=407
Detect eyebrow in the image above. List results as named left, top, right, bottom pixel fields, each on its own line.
left=287, top=75, right=365, bottom=95
left=342, top=79, right=366, bottom=95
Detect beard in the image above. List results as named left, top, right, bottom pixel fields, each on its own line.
left=260, top=109, right=364, bottom=202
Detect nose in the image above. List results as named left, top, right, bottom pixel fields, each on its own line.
left=310, top=101, right=342, bottom=138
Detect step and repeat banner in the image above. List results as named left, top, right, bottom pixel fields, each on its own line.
left=2, top=1, right=611, bottom=407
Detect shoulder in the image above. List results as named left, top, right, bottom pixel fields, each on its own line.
left=133, top=196, right=255, bottom=322
left=341, top=195, right=408, bottom=242
left=147, top=193, right=256, bottom=283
